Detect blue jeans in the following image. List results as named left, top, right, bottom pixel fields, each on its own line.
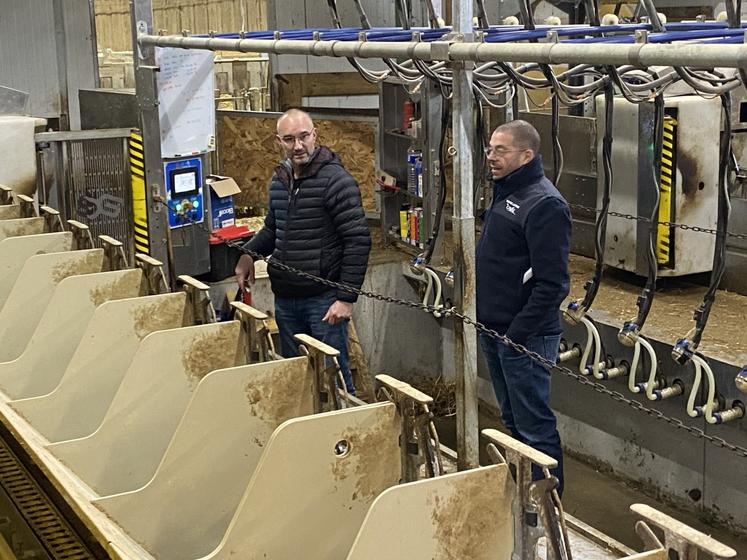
left=479, top=333, right=564, bottom=496
left=274, top=291, right=355, bottom=394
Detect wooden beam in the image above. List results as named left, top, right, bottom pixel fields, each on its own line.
left=275, top=72, right=378, bottom=111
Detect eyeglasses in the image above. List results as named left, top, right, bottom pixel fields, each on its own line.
left=483, top=147, right=525, bottom=158
left=278, top=130, right=315, bottom=147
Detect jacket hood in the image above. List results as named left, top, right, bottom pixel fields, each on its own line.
left=275, top=146, right=340, bottom=188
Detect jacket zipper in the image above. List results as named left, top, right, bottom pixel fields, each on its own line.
left=282, top=171, right=299, bottom=265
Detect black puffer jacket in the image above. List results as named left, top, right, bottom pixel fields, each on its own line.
left=243, top=146, right=371, bottom=302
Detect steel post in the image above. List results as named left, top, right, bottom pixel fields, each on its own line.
left=130, top=0, right=170, bottom=278
left=451, top=0, right=479, bottom=471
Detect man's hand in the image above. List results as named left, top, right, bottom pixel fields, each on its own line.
left=323, top=300, right=353, bottom=325
left=235, top=254, right=255, bottom=292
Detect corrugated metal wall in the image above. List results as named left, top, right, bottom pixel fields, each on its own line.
left=94, top=0, right=268, bottom=52
left=0, top=1, right=61, bottom=118
left=0, top=0, right=97, bottom=128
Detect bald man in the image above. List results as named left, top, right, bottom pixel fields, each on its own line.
left=236, top=109, right=371, bottom=394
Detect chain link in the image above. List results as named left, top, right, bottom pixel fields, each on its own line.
left=162, top=200, right=747, bottom=459
left=568, top=203, right=747, bottom=241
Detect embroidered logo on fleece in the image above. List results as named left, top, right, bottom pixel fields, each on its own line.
left=505, top=200, right=520, bottom=215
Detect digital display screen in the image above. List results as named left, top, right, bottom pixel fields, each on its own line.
left=174, top=170, right=197, bottom=194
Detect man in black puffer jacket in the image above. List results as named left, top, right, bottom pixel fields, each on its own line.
left=476, top=120, right=571, bottom=495
left=235, top=109, right=371, bottom=393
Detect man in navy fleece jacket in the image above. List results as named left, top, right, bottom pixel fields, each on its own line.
left=476, top=120, right=571, bottom=495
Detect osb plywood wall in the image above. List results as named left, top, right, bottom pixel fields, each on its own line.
left=94, top=0, right=267, bottom=51
left=219, top=113, right=377, bottom=212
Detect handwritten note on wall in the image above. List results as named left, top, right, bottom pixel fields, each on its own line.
left=155, top=47, right=215, bottom=158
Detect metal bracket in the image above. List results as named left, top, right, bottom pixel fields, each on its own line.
left=136, top=20, right=151, bottom=61
left=40, top=206, right=64, bottom=233
left=430, top=41, right=451, bottom=62
left=0, top=185, right=13, bottom=205
left=230, top=301, right=275, bottom=364
left=16, top=194, right=37, bottom=218
left=135, top=254, right=169, bottom=295
left=67, top=220, right=95, bottom=250
left=483, top=429, right=568, bottom=560
left=375, top=374, right=443, bottom=482
left=178, top=275, right=215, bottom=325
left=99, top=235, right=129, bottom=271
left=631, top=504, right=736, bottom=560
left=295, top=333, right=344, bottom=413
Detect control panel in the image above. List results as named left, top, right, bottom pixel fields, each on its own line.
left=164, top=157, right=205, bottom=228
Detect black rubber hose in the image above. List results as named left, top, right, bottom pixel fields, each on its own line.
left=584, top=0, right=601, bottom=26
left=351, top=0, right=372, bottom=29
left=475, top=0, right=491, bottom=29
left=725, top=0, right=739, bottom=28
left=633, top=94, right=665, bottom=330
left=640, top=0, right=665, bottom=32
left=423, top=0, right=442, bottom=28
left=396, top=0, right=411, bottom=30
left=325, top=0, right=343, bottom=28
left=423, top=100, right=451, bottom=263
left=540, top=66, right=563, bottom=185
left=474, top=90, right=487, bottom=205
left=691, top=93, right=733, bottom=348
left=580, top=82, right=613, bottom=312
left=519, top=0, right=536, bottom=30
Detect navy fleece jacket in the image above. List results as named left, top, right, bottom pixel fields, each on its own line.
left=476, top=156, right=572, bottom=345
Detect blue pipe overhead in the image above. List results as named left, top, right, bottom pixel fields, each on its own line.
left=195, top=21, right=746, bottom=45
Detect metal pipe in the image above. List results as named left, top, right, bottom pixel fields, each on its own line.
left=137, top=34, right=439, bottom=59
left=602, top=361, right=628, bottom=380
left=138, top=34, right=747, bottom=69
left=449, top=41, right=747, bottom=68
left=558, top=346, right=581, bottom=363
left=452, top=0, right=479, bottom=471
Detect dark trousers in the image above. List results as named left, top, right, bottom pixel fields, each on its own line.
left=479, top=333, right=564, bottom=496
left=274, top=291, right=355, bottom=394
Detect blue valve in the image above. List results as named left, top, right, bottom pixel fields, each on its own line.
left=617, top=321, right=639, bottom=347
left=672, top=338, right=694, bottom=366
left=409, top=254, right=427, bottom=275
left=736, top=365, right=747, bottom=394
left=444, top=270, right=454, bottom=288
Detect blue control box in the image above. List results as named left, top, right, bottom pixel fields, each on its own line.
left=164, top=158, right=205, bottom=229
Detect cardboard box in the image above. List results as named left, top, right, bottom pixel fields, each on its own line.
left=206, top=175, right=242, bottom=230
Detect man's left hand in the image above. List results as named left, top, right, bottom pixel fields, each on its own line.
left=323, top=301, right=353, bottom=325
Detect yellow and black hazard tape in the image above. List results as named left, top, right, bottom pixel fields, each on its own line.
left=129, top=132, right=150, bottom=255
left=657, top=117, right=677, bottom=265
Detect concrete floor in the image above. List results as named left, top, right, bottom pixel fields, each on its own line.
left=562, top=452, right=747, bottom=558
left=436, top=408, right=747, bottom=558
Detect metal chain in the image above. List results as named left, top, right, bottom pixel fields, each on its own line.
left=162, top=201, right=747, bottom=458
left=568, top=203, right=747, bottom=240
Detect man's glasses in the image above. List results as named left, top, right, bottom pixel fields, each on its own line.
left=278, top=130, right=314, bottom=147
left=483, top=147, right=525, bottom=158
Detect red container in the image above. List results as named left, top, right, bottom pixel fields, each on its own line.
left=205, top=225, right=255, bottom=282
left=402, top=100, right=414, bottom=130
